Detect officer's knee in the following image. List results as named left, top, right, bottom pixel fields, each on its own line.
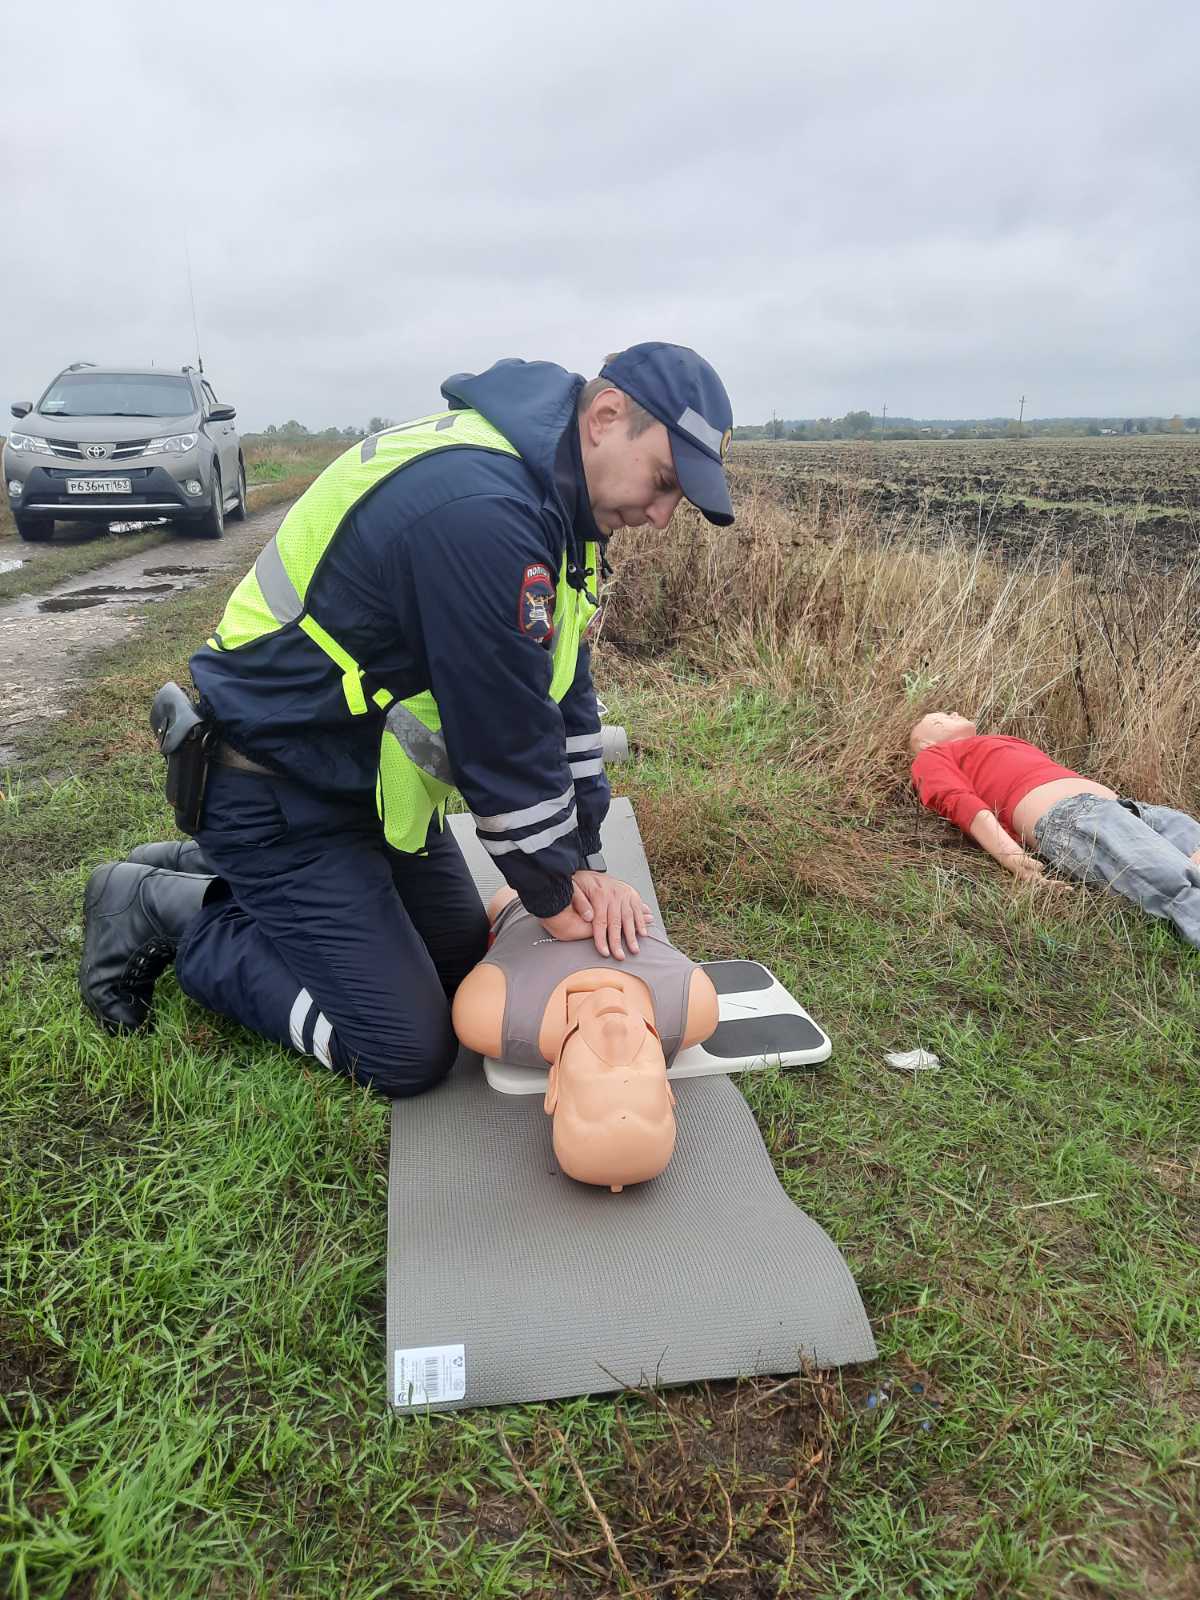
left=366, top=1039, right=457, bottom=1099
left=335, top=1008, right=459, bottom=1099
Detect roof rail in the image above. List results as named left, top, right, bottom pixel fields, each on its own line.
left=65, top=361, right=96, bottom=372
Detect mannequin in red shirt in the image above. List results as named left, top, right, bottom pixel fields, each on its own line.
left=910, top=712, right=1118, bottom=882
left=910, top=712, right=1200, bottom=947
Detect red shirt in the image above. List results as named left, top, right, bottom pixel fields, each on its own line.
left=911, top=735, right=1080, bottom=837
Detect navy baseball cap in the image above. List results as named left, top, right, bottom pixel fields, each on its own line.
left=599, top=342, right=735, bottom=526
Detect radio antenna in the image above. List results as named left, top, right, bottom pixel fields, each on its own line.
left=183, top=229, right=203, bottom=373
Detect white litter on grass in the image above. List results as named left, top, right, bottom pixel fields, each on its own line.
left=885, top=1048, right=941, bottom=1072
left=108, top=517, right=169, bottom=534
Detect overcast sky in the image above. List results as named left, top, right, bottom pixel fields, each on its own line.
left=3, top=0, right=1196, bottom=428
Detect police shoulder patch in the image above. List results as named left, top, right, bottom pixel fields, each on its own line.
left=517, top=562, right=556, bottom=645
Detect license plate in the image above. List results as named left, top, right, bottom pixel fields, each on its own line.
left=67, top=477, right=132, bottom=495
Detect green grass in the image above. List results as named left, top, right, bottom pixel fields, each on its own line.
left=938, top=488, right=1195, bottom=524
left=2, top=575, right=1198, bottom=1596
left=611, top=679, right=1200, bottom=1596
left=245, top=442, right=346, bottom=485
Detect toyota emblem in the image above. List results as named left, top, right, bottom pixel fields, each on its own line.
left=84, top=443, right=111, bottom=460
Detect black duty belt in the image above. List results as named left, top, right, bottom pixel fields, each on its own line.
left=213, top=742, right=277, bottom=776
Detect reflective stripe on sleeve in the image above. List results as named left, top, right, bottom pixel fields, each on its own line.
left=478, top=806, right=578, bottom=857
left=564, top=732, right=602, bottom=753
left=472, top=786, right=574, bottom=835
left=568, top=757, right=604, bottom=779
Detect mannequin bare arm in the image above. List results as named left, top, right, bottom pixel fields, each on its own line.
left=680, top=968, right=719, bottom=1047
left=450, top=963, right=507, bottom=1057
left=967, top=809, right=1044, bottom=882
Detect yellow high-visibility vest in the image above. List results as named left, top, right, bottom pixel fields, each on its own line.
left=204, top=409, right=598, bottom=851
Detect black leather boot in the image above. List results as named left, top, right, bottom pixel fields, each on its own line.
left=80, top=863, right=212, bottom=1032
left=127, top=840, right=214, bottom=874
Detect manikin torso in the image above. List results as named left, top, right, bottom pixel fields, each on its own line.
left=1010, top=777, right=1117, bottom=841
left=452, top=890, right=719, bottom=1191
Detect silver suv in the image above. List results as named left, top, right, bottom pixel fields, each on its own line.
left=4, top=363, right=247, bottom=542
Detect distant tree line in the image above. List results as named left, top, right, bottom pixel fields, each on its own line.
left=734, top=413, right=1199, bottom=442
left=243, top=417, right=404, bottom=444
left=247, top=413, right=1199, bottom=448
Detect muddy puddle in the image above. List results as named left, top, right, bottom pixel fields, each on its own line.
left=21, top=564, right=212, bottom=619
left=37, top=582, right=176, bottom=614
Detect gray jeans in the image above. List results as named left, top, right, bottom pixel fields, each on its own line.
left=1033, top=794, right=1200, bottom=948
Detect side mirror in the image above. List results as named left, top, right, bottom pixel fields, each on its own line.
left=208, top=404, right=236, bottom=422
left=11, top=401, right=32, bottom=418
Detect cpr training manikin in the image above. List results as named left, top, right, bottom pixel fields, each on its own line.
left=452, top=889, right=719, bottom=1192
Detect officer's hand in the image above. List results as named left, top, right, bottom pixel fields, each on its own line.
left=538, top=905, right=596, bottom=943
left=569, top=871, right=653, bottom=960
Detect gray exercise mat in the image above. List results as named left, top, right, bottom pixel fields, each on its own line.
left=385, top=801, right=876, bottom=1411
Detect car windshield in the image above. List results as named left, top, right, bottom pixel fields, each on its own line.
left=39, top=373, right=195, bottom=419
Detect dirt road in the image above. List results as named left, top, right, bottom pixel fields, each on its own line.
left=0, top=499, right=289, bottom=763
left=0, top=519, right=161, bottom=575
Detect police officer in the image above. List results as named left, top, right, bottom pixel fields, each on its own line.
left=80, top=343, right=736, bottom=1095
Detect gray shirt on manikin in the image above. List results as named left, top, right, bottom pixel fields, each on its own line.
left=481, top=901, right=698, bottom=1070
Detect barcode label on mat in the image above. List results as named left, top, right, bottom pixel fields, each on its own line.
left=394, top=1344, right=466, bottom=1408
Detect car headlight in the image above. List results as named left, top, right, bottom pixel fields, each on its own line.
left=143, top=432, right=199, bottom=455
left=5, top=431, right=50, bottom=453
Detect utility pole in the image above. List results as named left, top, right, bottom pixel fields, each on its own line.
left=880, top=402, right=887, bottom=440
left=1018, top=394, right=1026, bottom=426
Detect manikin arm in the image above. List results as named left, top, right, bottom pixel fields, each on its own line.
left=967, top=809, right=1045, bottom=881
left=451, top=963, right=506, bottom=1058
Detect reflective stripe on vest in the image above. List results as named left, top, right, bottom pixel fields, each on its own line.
left=205, top=409, right=599, bottom=852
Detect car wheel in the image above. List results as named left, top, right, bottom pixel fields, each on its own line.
left=228, top=459, right=248, bottom=522
left=15, top=514, right=54, bottom=543
left=195, top=471, right=225, bottom=540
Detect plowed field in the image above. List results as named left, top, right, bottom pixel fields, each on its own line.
left=736, top=434, right=1200, bottom=568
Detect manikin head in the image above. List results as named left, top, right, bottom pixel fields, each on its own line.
left=909, top=711, right=978, bottom=755
left=577, top=343, right=735, bottom=535
left=545, top=984, right=676, bottom=1194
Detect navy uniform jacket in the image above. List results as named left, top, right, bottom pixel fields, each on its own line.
left=190, top=359, right=611, bottom=918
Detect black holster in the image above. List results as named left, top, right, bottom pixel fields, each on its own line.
left=150, top=681, right=214, bottom=834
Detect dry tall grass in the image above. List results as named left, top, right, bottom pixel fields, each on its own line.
left=605, top=465, right=1200, bottom=809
